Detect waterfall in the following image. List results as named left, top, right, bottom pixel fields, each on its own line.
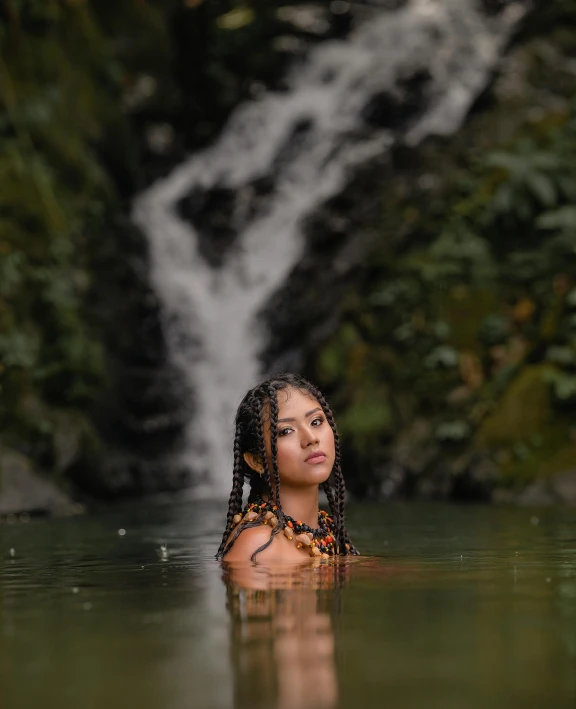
left=132, top=0, right=525, bottom=493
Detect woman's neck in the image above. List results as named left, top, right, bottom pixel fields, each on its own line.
left=277, top=486, right=319, bottom=529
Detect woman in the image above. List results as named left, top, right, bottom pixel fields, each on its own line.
left=216, top=373, right=358, bottom=562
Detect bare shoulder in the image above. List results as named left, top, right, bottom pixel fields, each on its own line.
left=223, top=525, right=274, bottom=562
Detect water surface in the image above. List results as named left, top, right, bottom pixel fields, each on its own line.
left=1, top=501, right=575, bottom=709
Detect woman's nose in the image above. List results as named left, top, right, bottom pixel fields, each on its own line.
left=302, top=428, right=319, bottom=446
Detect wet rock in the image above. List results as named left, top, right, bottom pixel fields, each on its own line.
left=67, top=451, right=192, bottom=500
left=516, top=470, right=576, bottom=506
left=476, top=366, right=553, bottom=446
left=0, top=448, right=72, bottom=515
left=361, top=70, right=432, bottom=130
left=261, top=162, right=384, bottom=372
left=176, top=186, right=238, bottom=267
left=451, top=453, right=499, bottom=502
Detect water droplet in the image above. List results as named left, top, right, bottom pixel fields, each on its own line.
left=19, top=512, right=30, bottom=524
left=158, top=543, right=169, bottom=560
left=530, top=516, right=539, bottom=526
left=83, top=602, right=92, bottom=610
left=118, top=528, right=126, bottom=536
left=6, top=514, right=16, bottom=525
left=9, top=548, right=15, bottom=557
left=72, top=587, right=79, bottom=594
left=546, top=577, right=551, bottom=584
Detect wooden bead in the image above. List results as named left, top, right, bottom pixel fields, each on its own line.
left=270, top=516, right=278, bottom=528
left=283, top=527, right=293, bottom=540
left=295, top=533, right=312, bottom=546
left=264, top=511, right=274, bottom=520
left=244, top=511, right=258, bottom=522
left=232, top=514, right=242, bottom=526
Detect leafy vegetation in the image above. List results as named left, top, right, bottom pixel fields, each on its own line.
left=3, top=0, right=576, bottom=500
left=308, top=13, right=576, bottom=497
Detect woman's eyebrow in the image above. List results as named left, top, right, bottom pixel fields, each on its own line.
left=277, top=407, right=322, bottom=424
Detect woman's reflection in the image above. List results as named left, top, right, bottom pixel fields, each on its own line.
left=223, top=560, right=348, bottom=709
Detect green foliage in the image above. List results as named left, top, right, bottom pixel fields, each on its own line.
left=0, top=1, right=169, bottom=472
left=308, top=16, right=576, bottom=493
left=546, top=368, right=576, bottom=404
left=486, top=145, right=567, bottom=220
left=338, top=388, right=393, bottom=447
left=425, top=345, right=459, bottom=370
left=435, top=420, right=471, bottom=444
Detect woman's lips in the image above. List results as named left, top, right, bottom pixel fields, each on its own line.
left=305, top=451, right=327, bottom=464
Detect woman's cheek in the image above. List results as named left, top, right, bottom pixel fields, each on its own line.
left=277, top=440, right=298, bottom=471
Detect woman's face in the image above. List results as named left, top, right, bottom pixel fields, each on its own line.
left=264, top=387, right=335, bottom=489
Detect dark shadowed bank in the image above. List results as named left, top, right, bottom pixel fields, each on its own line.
left=1, top=0, right=576, bottom=514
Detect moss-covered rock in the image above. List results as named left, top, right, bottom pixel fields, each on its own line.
left=0, top=446, right=73, bottom=516
left=476, top=366, right=553, bottom=446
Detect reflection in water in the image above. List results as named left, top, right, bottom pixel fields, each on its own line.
left=2, top=503, right=576, bottom=709
left=223, top=561, right=349, bottom=709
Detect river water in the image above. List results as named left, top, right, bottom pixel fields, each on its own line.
left=1, top=500, right=575, bottom=709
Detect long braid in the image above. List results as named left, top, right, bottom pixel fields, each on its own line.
left=246, top=394, right=267, bottom=503
left=219, top=392, right=274, bottom=560
left=321, top=479, right=337, bottom=520
left=254, top=395, right=274, bottom=501
left=307, top=384, right=343, bottom=543
left=333, top=431, right=358, bottom=554
left=267, top=386, right=283, bottom=515
left=309, top=384, right=359, bottom=556
left=334, top=440, right=346, bottom=553
left=248, top=385, right=284, bottom=562
left=216, top=421, right=246, bottom=559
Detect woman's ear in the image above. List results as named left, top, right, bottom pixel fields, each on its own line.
left=243, top=452, right=264, bottom=474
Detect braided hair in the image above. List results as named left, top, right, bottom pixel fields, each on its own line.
left=216, top=373, right=359, bottom=560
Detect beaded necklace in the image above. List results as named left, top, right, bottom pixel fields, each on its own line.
left=231, top=497, right=343, bottom=558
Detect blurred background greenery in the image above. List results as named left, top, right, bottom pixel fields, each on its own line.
left=2, top=0, right=576, bottom=509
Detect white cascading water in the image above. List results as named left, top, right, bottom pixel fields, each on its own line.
left=133, top=0, right=525, bottom=493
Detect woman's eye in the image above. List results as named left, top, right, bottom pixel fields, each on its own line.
left=311, top=417, right=324, bottom=427
left=278, top=427, right=293, bottom=437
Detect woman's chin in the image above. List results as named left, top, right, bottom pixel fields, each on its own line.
left=280, top=462, right=334, bottom=487
left=306, top=464, right=332, bottom=485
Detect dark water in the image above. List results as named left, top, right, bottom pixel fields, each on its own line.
left=1, top=500, right=575, bottom=709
